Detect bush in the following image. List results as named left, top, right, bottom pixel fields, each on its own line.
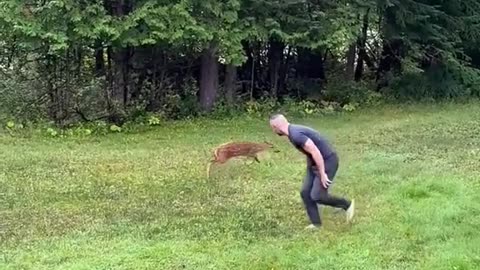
left=0, top=71, right=46, bottom=122
left=161, top=76, right=201, bottom=119
left=240, top=96, right=359, bottom=118
left=322, top=76, right=383, bottom=106
left=384, top=62, right=480, bottom=101
left=244, top=97, right=280, bottom=117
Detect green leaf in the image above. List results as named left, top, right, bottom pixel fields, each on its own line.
left=148, top=116, right=161, bottom=126
left=46, top=128, right=58, bottom=137
left=110, top=125, right=122, bottom=132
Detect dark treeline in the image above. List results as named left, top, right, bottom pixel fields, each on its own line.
left=1, top=0, right=480, bottom=125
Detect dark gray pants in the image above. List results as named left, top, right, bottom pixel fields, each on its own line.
left=300, top=153, right=351, bottom=225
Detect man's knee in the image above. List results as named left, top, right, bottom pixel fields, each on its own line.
left=300, top=188, right=311, bottom=201
left=311, top=190, right=328, bottom=203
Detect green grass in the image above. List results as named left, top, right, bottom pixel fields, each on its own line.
left=1, top=102, right=480, bottom=269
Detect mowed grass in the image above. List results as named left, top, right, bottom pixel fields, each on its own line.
left=1, top=103, right=480, bottom=269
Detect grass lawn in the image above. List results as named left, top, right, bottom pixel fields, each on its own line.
left=1, top=102, right=480, bottom=269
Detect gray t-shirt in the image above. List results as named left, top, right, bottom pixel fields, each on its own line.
left=287, top=124, right=335, bottom=162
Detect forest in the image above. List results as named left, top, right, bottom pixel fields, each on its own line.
left=1, top=0, right=480, bottom=125
left=3, top=2, right=480, bottom=269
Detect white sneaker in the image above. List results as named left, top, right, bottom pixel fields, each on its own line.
left=305, top=224, right=320, bottom=230
left=346, top=199, right=355, bottom=223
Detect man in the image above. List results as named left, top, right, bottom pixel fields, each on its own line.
left=269, top=114, right=354, bottom=229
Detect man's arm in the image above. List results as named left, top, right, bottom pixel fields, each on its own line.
left=302, top=138, right=328, bottom=188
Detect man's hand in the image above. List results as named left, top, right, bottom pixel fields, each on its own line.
left=319, top=172, right=329, bottom=189
left=302, top=138, right=329, bottom=189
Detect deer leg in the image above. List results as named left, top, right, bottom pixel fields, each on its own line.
left=207, top=161, right=217, bottom=178
left=245, top=155, right=259, bottom=165
left=207, top=162, right=212, bottom=178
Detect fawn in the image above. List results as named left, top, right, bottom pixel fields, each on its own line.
left=206, top=141, right=275, bottom=178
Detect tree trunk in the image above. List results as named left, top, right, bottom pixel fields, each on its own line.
left=355, top=9, right=369, bottom=81
left=106, top=46, right=113, bottom=109
left=239, top=41, right=265, bottom=98
left=268, top=38, right=285, bottom=98
left=376, top=38, right=404, bottom=89
left=241, top=41, right=253, bottom=94
left=122, top=46, right=130, bottom=105
left=224, top=64, right=237, bottom=105
left=199, top=43, right=219, bottom=111
left=296, top=47, right=325, bottom=80
left=75, top=46, right=82, bottom=77
left=95, top=40, right=105, bottom=76
left=279, top=45, right=292, bottom=95
left=111, top=48, right=129, bottom=107
left=108, top=0, right=132, bottom=108
left=346, top=43, right=356, bottom=80
left=376, top=6, right=406, bottom=90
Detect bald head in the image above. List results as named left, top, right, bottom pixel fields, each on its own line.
left=269, top=113, right=287, bottom=125
left=269, top=113, right=289, bottom=136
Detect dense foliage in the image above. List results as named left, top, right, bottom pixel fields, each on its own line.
left=1, top=0, right=480, bottom=125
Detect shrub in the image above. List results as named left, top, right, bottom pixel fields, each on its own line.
left=322, top=76, right=382, bottom=106
left=384, top=62, right=480, bottom=101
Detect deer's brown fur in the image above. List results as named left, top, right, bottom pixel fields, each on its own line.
left=207, top=141, right=274, bottom=177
